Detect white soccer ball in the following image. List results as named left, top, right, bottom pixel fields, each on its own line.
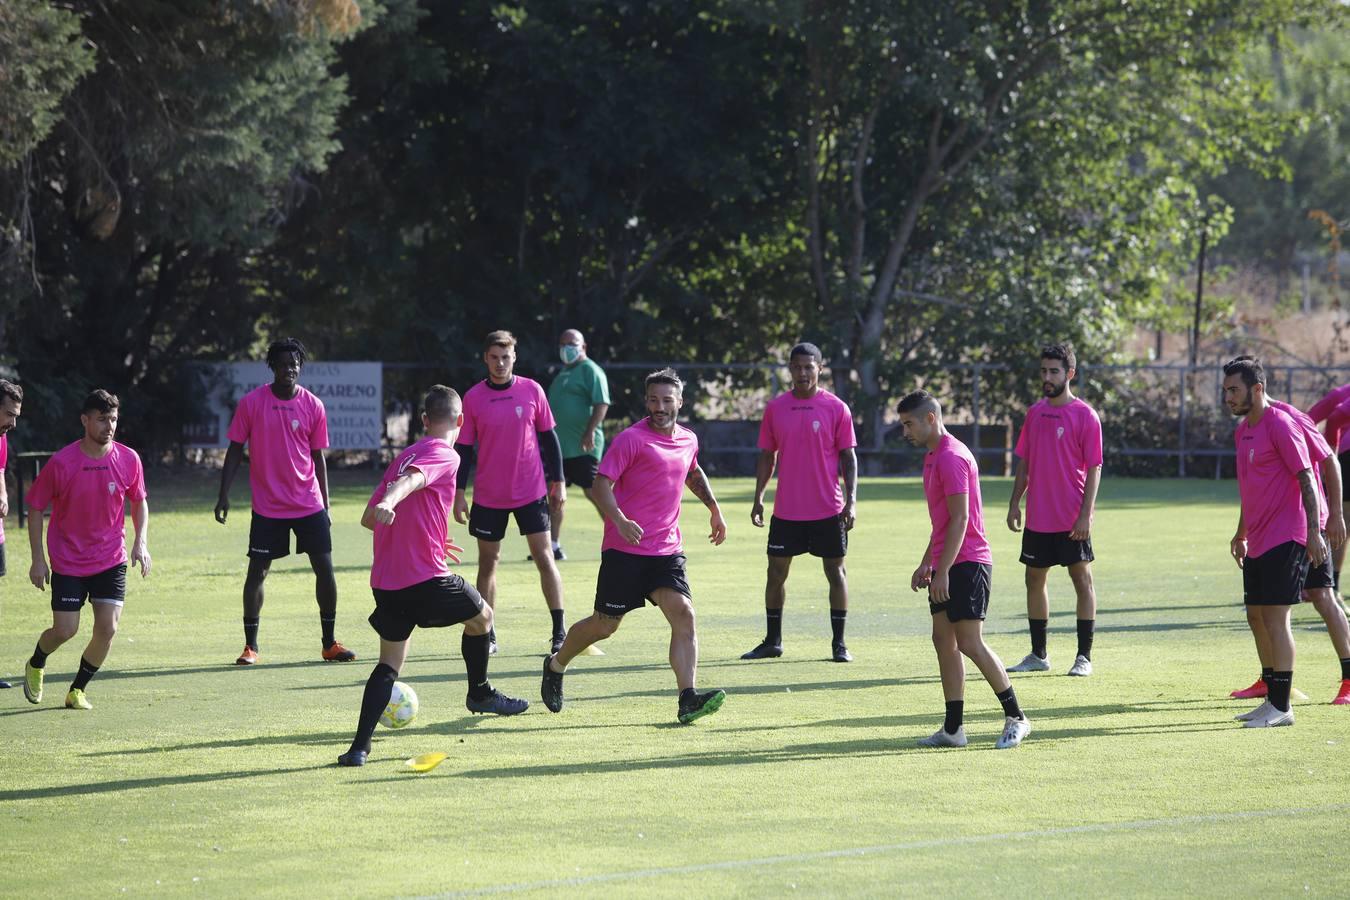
left=379, top=681, right=419, bottom=729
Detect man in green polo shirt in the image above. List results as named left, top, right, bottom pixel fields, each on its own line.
left=545, top=329, right=610, bottom=560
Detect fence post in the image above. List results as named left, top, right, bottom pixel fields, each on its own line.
left=1178, top=367, right=1188, bottom=478
left=971, top=365, right=982, bottom=471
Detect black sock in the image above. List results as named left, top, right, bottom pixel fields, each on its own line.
left=1335, top=569, right=1341, bottom=592
left=1340, top=658, right=1350, bottom=681
left=350, top=663, right=397, bottom=754
left=1261, top=666, right=1274, bottom=688
left=320, top=617, right=336, bottom=649
left=463, top=632, right=492, bottom=698
left=1076, top=619, right=1094, bottom=660
left=995, top=686, right=1024, bottom=720
left=30, top=641, right=50, bottom=670
left=943, top=700, right=964, bottom=735
left=243, top=617, right=260, bottom=650
left=550, top=608, right=565, bottom=638
left=1029, top=618, right=1048, bottom=659
left=765, top=608, right=783, bottom=645
left=71, top=657, right=100, bottom=692
left=488, top=627, right=497, bottom=643
left=1268, top=670, right=1293, bottom=713
left=679, top=687, right=697, bottom=703
left=830, top=609, right=847, bottom=645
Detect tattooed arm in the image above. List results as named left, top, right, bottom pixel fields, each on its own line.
left=1299, top=468, right=1328, bottom=567
left=685, top=464, right=727, bottom=546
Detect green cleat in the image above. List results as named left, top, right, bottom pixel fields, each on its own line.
left=23, top=662, right=43, bottom=704
left=65, top=689, right=92, bottom=710
left=677, top=688, right=726, bottom=724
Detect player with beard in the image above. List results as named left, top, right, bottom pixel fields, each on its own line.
left=1006, top=343, right=1103, bottom=677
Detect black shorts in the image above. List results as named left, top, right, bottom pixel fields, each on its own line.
left=929, top=561, right=992, bottom=622
left=767, top=514, right=848, bottom=558
left=51, top=564, right=127, bottom=612
left=1304, top=533, right=1334, bottom=592
left=248, top=510, right=331, bottom=560
left=1019, top=528, right=1094, bottom=568
left=1340, top=452, right=1350, bottom=502
left=563, top=455, right=599, bottom=489
left=468, top=497, right=550, bottom=542
left=369, top=575, right=485, bottom=642
left=595, top=549, right=691, bottom=615
left=1243, top=540, right=1308, bottom=606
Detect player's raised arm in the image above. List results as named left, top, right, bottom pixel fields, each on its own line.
left=362, top=468, right=428, bottom=530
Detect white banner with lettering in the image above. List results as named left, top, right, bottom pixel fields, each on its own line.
left=185, top=361, right=383, bottom=450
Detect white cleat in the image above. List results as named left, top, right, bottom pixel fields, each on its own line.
left=1242, top=705, right=1295, bottom=728
left=917, top=726, right=968, bottom=748
left=995, top=715, right=1031, bottom=749
left=1007, top=653, right=1051, bottom=673
left=1235, top=700, right=1271, bottom=722
left=1066, top=655, right=1093, bottom=677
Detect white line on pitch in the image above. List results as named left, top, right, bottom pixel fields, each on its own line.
left=424, top=802, right=1350, bottom=897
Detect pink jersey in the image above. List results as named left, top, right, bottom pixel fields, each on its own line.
left=758, top=389, right=856, bottom=521
left=368, top=436, right=461, bottom=591
left=26, top=441, right=146, bottom=577
left=1306, top=384, right=1350, bottom=453
left=1236, top=406, right=1312, bottom=558
left=923, top=434, right=993, bottom=569
left=0, top=433, right=8, bottom=543
left=227, top=384, right=328, bottom=519
left=1324, top=396, right=1350, bottom=454
left=1013, top=398, right=1103, bottom=533
left=459, top=377, right=556, bottom=509
left=1270, top=399, right=1331, bottom=530
left=598, top=418, right=699, bottom=556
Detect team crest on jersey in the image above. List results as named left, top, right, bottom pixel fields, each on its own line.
left=1056, top=426, right=1064, bottom=440
left=812, top=420, right=821, bottom=433
left=107, top=481, right=116, bottom=495
left=515, top=406, right=523, bottom=419
left=290, top=418, right=300, bottom=431
left=1249, top=448, right=1255, bottom=463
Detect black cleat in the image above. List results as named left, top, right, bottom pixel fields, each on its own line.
left=541, top=655, right=565, bottom=712
left=0, top=680, right=11, bottom=689
left=831, top=642, right=853, bottom=663
left=337, top=749, right=368, bottom=767
left=740, top=641, right=783, bottom=660
left=466, top=688, right=529, bottom=716
left=678, top=689, right=726, bottom=724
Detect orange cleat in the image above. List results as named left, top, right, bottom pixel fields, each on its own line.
left=322, top=642, right=356, bottom=662
left=1229, top=678, right=1268, bottom=699
left=235, top=646, right=259, bottom=666
left=1333, top=679, right=1350, bottom=706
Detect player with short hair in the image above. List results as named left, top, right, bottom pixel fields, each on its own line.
left=22, top=390, right=150, bottom=709
left=743, top=342, right=858, bottom=662
left=898, top=390, right=1029, bottom=749
left=338, top=385, right=527, bottom=767
left=215, top=338, right=353, bottom=665
left=453, top=330, right=567, bottom=654
left=541, top=368, right=729, bottom=724
left=1006, top=342, right=1103, bottom=677
left=1225, top=356, right=1326, bottom=727
left=0, top=380, right=21, bottom=689
left=545, top=328, right=610, bottom=560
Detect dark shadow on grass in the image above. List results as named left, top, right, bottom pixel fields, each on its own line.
left=0, top=765, right=317, bottom=802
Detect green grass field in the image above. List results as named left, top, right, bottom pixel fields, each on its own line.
left=3, top=472, right=1349, bottom=897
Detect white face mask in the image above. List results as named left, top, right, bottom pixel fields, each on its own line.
left=560, top=345, right=582, bottom=364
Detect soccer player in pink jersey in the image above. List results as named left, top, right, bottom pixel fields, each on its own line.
left=1308, top=383, right=1350, bottom=591
left=22, top=391, right=150, bottom=710
left=541, top=369, right=729, bottom=724
left=0, top=380, right=21, bottom=690
left=1225, top=357, right=1327, bottom=727
left=1006, top=343, right=1103, bottom=677
left=452, top=330, right=567, bottom=655
left=744, top=342, right=858, bottom=662
left=898, top=391, right=1029, bottom=749
left=215, top=338, right=354, bottom=666
left=337, top=386, right=527, bottom=767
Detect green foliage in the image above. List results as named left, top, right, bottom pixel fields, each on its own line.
left=0, top=0, right=94, bottom=169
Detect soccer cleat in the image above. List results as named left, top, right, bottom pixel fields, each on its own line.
left=551, top=634, right=566, bottom=655
left=917, top=726, right=968, bottom=748
left=488, top=630, right=499, bottom=656
left=995, top=715, right=1031, bottom=749
left=1229, top=678, right=1268, bottom=699
left=541, top=655, right=565, bottom=713
left=1066, top=655, right=1093, bottom=677
left=526, top=548, right=567, bottom=562
left=740, top=642, right=783, bottom=660
left=1235, top=700, right=1271, bottom=721
left=1006, top=653, right=1050, bottom=673
left=322, top=642, right=357, bottom=662
left=0, top=680, right=11, bottom=689
left=677, top=689, right=726, bottom=724
left=336, top=749, right=368, bottom=767
left=831, top=642, right=853, bottom=663
left=466, top=688, right=529, bottom=716
left=1333, top=679, right=1350, bottom=706
left=1243, top=705, right=1295, bottom=728
left=23, top=661, right=43, bottom=704
left=235, top=646, right=259, bottom=666
left=64, top=689, right=92, bottom=710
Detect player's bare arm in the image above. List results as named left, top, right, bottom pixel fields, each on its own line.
left=592, top=474, right=642, bottom=544
left=312, top=448, right=330, bottom=515
left=750, top=449, right=775, bottom=527
left=1299, top=468, right=1328, bottom=567
left=214, top=440, right=246, bottom=523
left=911, top=539, right=934, bottom=592
left=685, top=464, right=727, bottom=545
left=131, top=498, right=151, bottom=576
left=1007, top=457, right=1028, bottom=532
left=1070, top=464, right=1102, bottom=541
left=840, top=447, right=858, bottom=530
left=1319, top=453, right=1347, bottom=549
left=1231, top=509, right=1247, bottom=568
left=28, top=507, right=49, bottom=589
left=362, top=469, right=428, bottom=530
left=580, top=402, right=609, bottom=454
left=930, top=492, right=969, bottom=603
